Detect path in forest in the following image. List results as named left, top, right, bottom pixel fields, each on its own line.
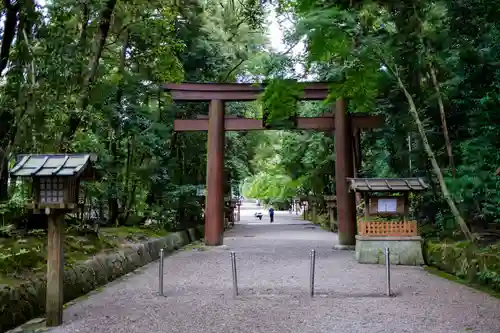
left=44, top=201, right=500, bottom=333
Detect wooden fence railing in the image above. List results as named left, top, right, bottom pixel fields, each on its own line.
left=357, top=220, right=418, bottom=237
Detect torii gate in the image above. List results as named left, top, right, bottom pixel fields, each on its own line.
left=164, top=82, right=384, bottom=248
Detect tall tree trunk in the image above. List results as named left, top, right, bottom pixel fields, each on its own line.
left=108, top=131, right=120, bottom=226
left=428, top=62, right=457, bottom=177
left=110, top=29, right=129, bottom=226
left=0, top=0, right=37, bottom=199
left=412, top=9, right=457, bottom=178
left=0, top=160, right=8, bottom=201
left=0, top=0, right=20, bottom=76
left=59, top=0, right=118, bottom=149
left=393, top=69, right=474, bottom=241
left=76, top=1, right=90, bottom=86
left=122, top=136, right=132, bottom=208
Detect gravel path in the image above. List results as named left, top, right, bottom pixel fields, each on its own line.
left=46, top=209, right=500, bottom=333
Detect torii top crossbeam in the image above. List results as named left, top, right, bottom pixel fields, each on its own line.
left=164, top=82, right=384, bottom=131
left=163, top=82, right=330, bottom=101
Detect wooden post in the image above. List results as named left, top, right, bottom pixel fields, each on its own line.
left=334, top=99, right=357, bottom=247
left=46, top=211, right=65, bottom=327
left=353, top=129, right=362, bottom=204
left=205, top=99, right=225, bottom=245
left=364, top=193, right=370, bottom=220
left=403, top=192, right=409, bottom=223
left=329, top=207, right=336, bottom=231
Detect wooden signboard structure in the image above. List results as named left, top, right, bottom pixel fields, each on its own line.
left=347, top=177, right=429, bottom=266
left=9, top=154, right=97, bottom=327
left=166, top=82, right=384, bottom=247
left=346, top=178, right=429, bottom=236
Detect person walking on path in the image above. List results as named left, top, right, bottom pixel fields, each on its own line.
left=268, top=207, right=275, bottom=223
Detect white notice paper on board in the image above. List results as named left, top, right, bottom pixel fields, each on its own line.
left=377, top=198, right=398, bottom=213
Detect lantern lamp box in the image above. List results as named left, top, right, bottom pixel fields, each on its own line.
left=195, top=185, right=205, bottom=197
left=10, top=154, right=98, bottom=213
left=347, top=177, right=429, bottom=266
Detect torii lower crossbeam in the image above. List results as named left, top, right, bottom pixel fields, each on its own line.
left=166, top=82, right=384, bottom=247
left=174, top=113, right=383, bottom=131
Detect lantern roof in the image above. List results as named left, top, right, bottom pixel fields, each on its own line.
left=9, top=154, right=97, bottom=179
left=347, top=178, right=429, bottom=192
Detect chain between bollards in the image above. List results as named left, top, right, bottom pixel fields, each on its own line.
left=231, top=251, right=238, bottom=298
left=385, top=247, right=391, bottom=297
left=310, top=249, right=316, bottom=297
left=158, top=248, right=164, bottom=296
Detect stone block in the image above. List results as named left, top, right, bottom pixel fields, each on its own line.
left=175, top=231, right=190, bottom=247
left=170, top=232, right=184, bottom=250
left=187, top=228, right=197, bottom=242
left=355, top=235, right=425, bottom=266
left=195, top=225, right=204, bottom=239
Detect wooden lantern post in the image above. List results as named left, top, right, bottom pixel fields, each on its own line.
left=224, top=196, right=231, bottom=230
left=300, top=198, right=308, bottom=220
left=324, top=195, right=337, bottom=231
left=292, top=198, right=299, bottom=215
left=9, top=154, right=97, bottom=327
left=309, top=196, right=318, bottom=222
left=236, top=199, right=242, bottom=221
left=229, top=199, right=237, bottom=225
left=195, top=185, right=206, bottom=224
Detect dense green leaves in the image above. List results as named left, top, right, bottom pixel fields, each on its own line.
left=0, top=0, right=266, bottom=230
left=243, top=0, right=499, bottom=238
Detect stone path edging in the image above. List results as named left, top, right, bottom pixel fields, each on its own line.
left=1, top=226, right=204, bottom=333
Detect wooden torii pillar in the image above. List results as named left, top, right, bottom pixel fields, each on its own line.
left=165, top=83, right=384, bottom=247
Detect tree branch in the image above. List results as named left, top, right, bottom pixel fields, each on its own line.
left=0, top=0, right=20, bottom=76
left=392, top=63, right=474, bottom=242
left=428, top=61, right=456, bottom=177
left=222, top=58, right=246, bottom=82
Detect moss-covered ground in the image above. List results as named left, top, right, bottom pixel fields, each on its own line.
left=424, top=266, right=500, bottom=299
left=0, top=225, right=168, bottom=286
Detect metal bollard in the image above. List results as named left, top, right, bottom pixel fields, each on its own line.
left=230, top=251, right=238, bottom=297
left=385, top=247, right=391, bottom=296
left=310, top=249, right=316, bottom=297
left=159, top=248, right=164, bottom=296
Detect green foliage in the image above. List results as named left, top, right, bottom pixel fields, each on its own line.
left=0, top=186, right=28, bottom=226
left=0, top=225, right=171, bottom=279
left=260, top=79, right=304, bottom=127
left=241, top=102, right=336, bottom=201
left=242, top=172, right=298, bottom=200
left=425, top=240, right=500, bottom=292
left=269, top=0, right=500, bottom=238
left=0, top=0, right=267, bottom=235
left=0, top=247, right=43, bottom=276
